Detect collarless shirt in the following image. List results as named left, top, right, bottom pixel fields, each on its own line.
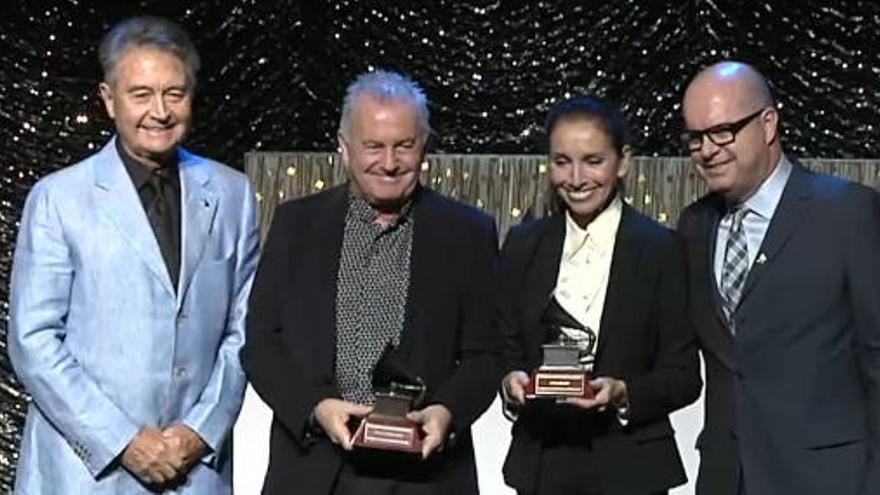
left=713, top=155, right=793, bottom=289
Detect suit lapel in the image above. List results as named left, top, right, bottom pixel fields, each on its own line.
left=178, top=150, right=218, bottom=306
left=686, top=197, right=735, bottom=368
left=595, top=206, right=645, bottom=368
left=703, top=199, right=730, bottom=332
left=523, top=215, right=567, bottom=357
left=403, top=186, right=442, bottom=355
left=493, top=214, right=564, bottom=369
left=692, top=199, right=734, bottom=369
left=531, top=215, right=566, bottom=314
left=92, top=138, right=175, bottom=298
left=309, top=186, right=349, bottom=373
left=738, top=162, right=812, bottom=305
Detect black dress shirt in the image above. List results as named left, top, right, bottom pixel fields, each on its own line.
left=116, top=139, right=181, bottom=290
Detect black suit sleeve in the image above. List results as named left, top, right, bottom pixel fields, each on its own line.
left=496, top=225, right=531, bottom=376
left=844, top=185, right=880, bottom=492
left=241, top=205, right=336, bottom=447
left=431, top=215, right=500, bottom=433
left=623, top=233, right=702, bottom=424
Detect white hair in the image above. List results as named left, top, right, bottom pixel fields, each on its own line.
left=338, top=69, right=430, bottom=138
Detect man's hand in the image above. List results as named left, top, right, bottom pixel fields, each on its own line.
left=407, top=404, right=453, bottom=460
left=314, top=398, right=372, bottom=450
left=566, top=376, right=628, bottom=412
left=502, top=370, right=530, bottom=406
left=121, top=427, right=181, bottom=485
left=161, top=424, right=207, bottom=472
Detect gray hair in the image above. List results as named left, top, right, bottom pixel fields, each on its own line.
left=99, top=16, right=200, bottom=86
left=338, top=69, right=430, bottom=138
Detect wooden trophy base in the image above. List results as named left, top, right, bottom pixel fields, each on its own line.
left=352, top=414, right=424, bottom=454
left=525, top=368, right=594, bottom=399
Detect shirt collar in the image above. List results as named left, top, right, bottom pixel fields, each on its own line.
left=115, top=138, right=179, bottom=190
left=563, top=194, right=623, bottom=257
left=348, top=191, right=415, bottom=227
left=740, top=154, right=792, bottom=219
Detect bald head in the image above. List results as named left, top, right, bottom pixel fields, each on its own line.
left=682, top=61, right=782, bottom=202
left=684, top=61, right=774, bottom=117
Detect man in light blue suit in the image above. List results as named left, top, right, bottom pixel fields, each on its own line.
left=8, top=16, right=258, bottom=493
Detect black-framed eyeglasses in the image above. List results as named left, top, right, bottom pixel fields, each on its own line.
left=680, top=108, right=767, bottom=151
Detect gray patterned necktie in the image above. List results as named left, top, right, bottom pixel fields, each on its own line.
left=720, top=207, right=750, bottom=331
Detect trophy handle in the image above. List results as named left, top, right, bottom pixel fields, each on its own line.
left=389, top=378, right=427, bottom=408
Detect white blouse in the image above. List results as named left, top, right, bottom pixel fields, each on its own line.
left=553, top=195, right=622, bottom=367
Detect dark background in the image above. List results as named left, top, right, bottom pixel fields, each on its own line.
left=1, top=1, right=878, bottom=490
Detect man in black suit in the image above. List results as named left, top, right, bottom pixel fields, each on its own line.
left=677, top=60, right=880, bottom=495
left=242, top=70, right=498, bottom=494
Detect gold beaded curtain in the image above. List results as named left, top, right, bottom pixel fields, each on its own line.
left=246, top=153, right=880, bottom=240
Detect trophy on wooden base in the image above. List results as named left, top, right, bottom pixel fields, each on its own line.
left=525, top=296, right=598, bottom=400
left=352, top=344, right=426, bottom=454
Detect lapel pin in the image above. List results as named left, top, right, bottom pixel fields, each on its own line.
left=756, top=253, right=767, bottom=265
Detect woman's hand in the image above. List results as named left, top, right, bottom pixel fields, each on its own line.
left=565, top=376, right=628, bottom=412
left=502, top=370, right=531, bottom=406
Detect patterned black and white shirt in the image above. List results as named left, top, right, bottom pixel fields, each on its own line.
left=334, top=193, right=414, bottom=403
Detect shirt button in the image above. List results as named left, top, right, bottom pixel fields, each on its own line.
left=174, top=366, right=186, bottom=378
left=176, top=312, right=187, bottom=324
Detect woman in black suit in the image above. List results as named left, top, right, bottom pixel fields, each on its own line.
left=498, top=97, right=701, bottom=495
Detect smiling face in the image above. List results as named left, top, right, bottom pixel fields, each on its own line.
left=549, top=118, right=631, bottom=227
left=99, top=45, right=192, bottom=169
left=338, top=93, right=425, bottom=212
left=682, top=64, right=780, bottom=202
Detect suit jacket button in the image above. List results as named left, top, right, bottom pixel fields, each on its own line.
left=174, top=366, right=186, bottom=378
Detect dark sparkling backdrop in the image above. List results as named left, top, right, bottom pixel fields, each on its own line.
left=1, top=0, right=879, bottom=489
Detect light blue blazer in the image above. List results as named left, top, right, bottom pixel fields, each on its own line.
left=9, top=138, right=259, bottom=494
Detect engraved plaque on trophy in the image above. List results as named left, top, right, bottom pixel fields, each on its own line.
left=524, top=296, right=598, bottom=400
left=352, top=344, right=425, bottom=454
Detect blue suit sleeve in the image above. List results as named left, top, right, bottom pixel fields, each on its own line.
left=8, top=181, right=140, bottom=477
left=182, top=179, right=260, bottom=465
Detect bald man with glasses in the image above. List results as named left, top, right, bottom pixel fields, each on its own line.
left=677, top=61, right=880, bottom=495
